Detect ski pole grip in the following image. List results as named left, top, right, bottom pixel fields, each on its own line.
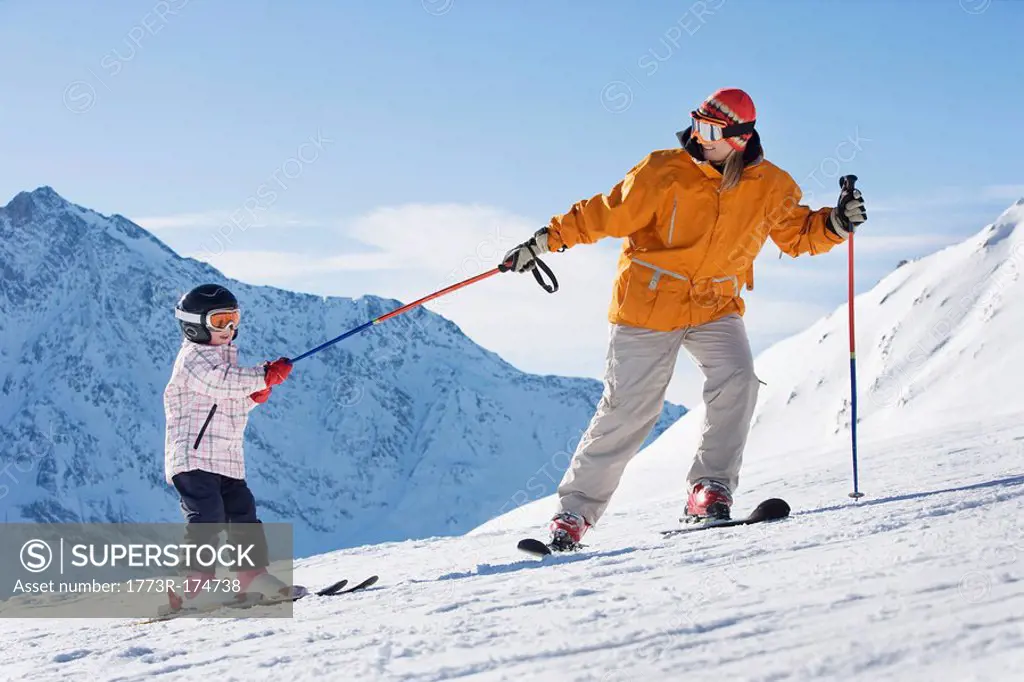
left=840, top=174, right=857, bottom=193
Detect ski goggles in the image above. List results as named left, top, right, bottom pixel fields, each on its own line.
left=205, top=308, right=240, bottom=331
left=175, top=307, right=241, bottom=331
left=690, top=111, right=755, bottom=144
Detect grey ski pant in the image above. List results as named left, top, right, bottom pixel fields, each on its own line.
left=556, top=314, right=759, bottom=525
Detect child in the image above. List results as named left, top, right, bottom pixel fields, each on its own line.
left=164, top=283, right=302, bottom=605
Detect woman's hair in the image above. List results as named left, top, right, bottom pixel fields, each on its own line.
left=720, top=149, right=745, bottom=192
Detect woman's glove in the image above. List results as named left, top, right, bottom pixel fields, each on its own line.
left=501, top=228, right=550, bottom=273
left=828, top=187, right=867, bottom=238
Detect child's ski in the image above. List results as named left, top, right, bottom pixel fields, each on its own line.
left=315, top=579, right=349, bottom=596
left=334, top=575, right=379, bottom=594
left=133, top=575, right=379, bottom=625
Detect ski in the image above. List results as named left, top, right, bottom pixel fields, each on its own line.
left=315, top=579, right=348, bottom=596
left=335, top=575, right=379, bottom=594
left=517, top=538, right=553, bottom=557
left=516, top=538, right=586, bottom=558
left=313, top=575, right=378, bottom=596
left=660, top=497, right=791, bottom=537
left=132, top=575, right=378, bottom=625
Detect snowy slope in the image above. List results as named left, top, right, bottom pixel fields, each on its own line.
left=1, top=203, right=1023, bottom=681
left=0, top=187, right=685, bottom=555
left=1, top=413, right=1021, bottom=681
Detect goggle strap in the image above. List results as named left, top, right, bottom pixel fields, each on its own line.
left=721, top=120, right=755, bottom=137
left=175, top=309, right=203, bottom=325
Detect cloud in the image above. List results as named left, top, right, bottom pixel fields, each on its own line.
left=137, top=210, right=320, bottom=232
left=343, top=203, right=530, bottom=277
left=136, top=211, right=235, bottom=230
left=204, top=250, right=407, bottom=279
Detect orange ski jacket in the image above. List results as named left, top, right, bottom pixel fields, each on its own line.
left=544, top=132, right=844, bottom=331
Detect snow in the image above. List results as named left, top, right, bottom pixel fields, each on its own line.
left=1, top=197, right=1023, bottom=680
left=1, top=416, right=1021, bottom=680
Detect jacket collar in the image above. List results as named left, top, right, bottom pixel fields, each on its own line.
left=676, top=126, right=764, bottom=171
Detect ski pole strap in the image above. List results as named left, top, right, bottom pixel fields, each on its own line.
left=496, top=254, right=559, bottom=294
left=531, top=256, right=558, bottom=294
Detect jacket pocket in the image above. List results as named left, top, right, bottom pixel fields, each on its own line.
left=622, top=258, right=691, bottom=330
left=193, top=404, right=217, bottom=450
left=691, top=275, right=741, bottom=314
left=612, top=261, right=656, bottom=328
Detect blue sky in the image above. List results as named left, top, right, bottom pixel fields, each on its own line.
left=2, top=0, right=1022, bottom=405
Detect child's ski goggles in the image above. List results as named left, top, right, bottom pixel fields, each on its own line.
left=175, top=307, right=241, bottom=331
left=691, top=111, right=755, bottom=144
left=206, top=308, right=240, bottom=331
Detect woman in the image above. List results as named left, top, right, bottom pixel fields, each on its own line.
left=503, top=88, right=867, bottom=550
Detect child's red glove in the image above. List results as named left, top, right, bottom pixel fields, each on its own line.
left=250, top=387, right=272, bottom=404
left=264, top=358, right=293, bottom=387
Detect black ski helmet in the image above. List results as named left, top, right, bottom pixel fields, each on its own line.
left=174, top=284, right=239, bottom=344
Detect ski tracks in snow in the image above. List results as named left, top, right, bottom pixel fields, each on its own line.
left=2, top=421, right=1024, bottom=681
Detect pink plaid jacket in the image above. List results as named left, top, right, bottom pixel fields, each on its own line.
left=163, top=341, right=268, bottom=483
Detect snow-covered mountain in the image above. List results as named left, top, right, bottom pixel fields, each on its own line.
left=0, top=187, right=685, bottom=555
left=3, top=202, right=1022, bottom=681
left=749, top=198, right=1024, bottom=451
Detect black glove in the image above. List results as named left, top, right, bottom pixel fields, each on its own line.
left=501, top=228, right=550, bottom=273
left=828, top=187, right=867, bottom=238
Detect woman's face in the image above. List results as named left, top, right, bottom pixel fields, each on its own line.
left=701, top=138, right=734, bottom=163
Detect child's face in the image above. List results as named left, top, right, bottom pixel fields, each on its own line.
left=207, top=329, right=234, bottom=345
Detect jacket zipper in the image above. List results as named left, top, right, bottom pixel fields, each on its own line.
left=193, top=404, right=217, bottom=450
left=633, top=259, right=738, bottom=295
left=667, top=197, right=678, bottom=245
left=633, top=258, right=690, bottom=290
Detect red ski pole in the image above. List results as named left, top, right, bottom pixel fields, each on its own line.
left=288, top=254, right=558, bottom=363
